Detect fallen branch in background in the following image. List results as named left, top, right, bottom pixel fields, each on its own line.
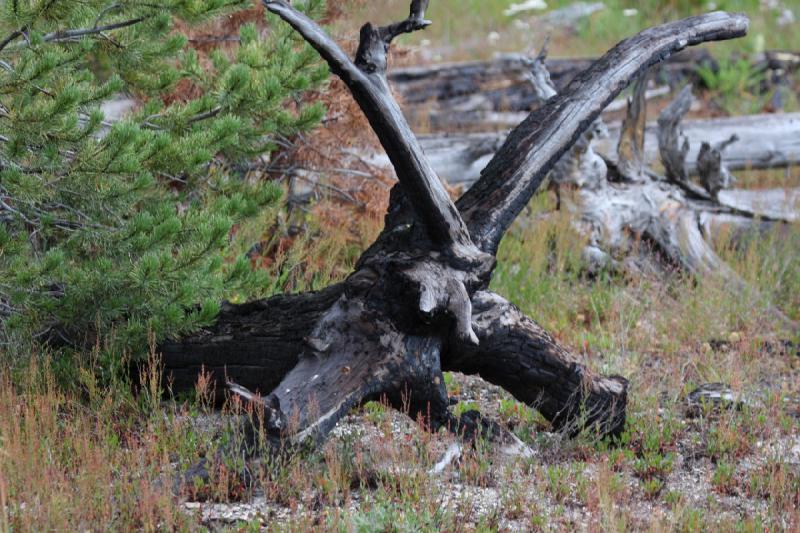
left=407, top=112, right=800, bottom=187
left=388, top=49, right=799, bottom=131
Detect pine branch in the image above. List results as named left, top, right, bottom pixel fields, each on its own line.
left=42, top=17, right=148, bottom=44
left=0, top=29, right=23, bottom=53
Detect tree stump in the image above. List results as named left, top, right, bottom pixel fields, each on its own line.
left=161, top=2, right=752, bottom=447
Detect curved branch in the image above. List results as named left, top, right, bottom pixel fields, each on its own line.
left=263, top=0, right=474, bottom=253
left=456, top=11, right=749, bottom=255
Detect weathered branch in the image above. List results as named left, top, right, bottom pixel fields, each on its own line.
left=521, top=40, right=558, bottom=102
left=697, top=134, right=738, bottom=197
left=456, top=11, right=749, bottom=254
left=615, top=71, right=649, bottom=182
left=443, top=292, right=628, bottom=437
left=354, top=0, right=431, bottom=75
left=263, top=0, right=474, bottom=253
left=656, top=85, right=711, bottom=199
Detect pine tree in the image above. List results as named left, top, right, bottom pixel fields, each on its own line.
left=0, top=0, right=327, bottom=358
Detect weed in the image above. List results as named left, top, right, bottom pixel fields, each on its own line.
left=634, top=452, right=675, bottom=479
left=642, top=478, right=665, bottom=500
left=711, top=460, right=737, bottom=495
left=678, top=507, right=707, bottom=533
left=453, top=400, right=481, bottom=417
left=698, top=57, right=768, bottom=114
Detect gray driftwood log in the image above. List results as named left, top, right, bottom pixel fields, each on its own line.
left=405, top=112, right=800, bottom=187
left=161, top=2, right=751, bottom=447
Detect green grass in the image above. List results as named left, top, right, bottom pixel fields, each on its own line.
left=354, top=0, right=798, bottom=60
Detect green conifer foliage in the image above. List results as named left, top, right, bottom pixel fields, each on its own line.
left=0, top=0, right=328, bottom=355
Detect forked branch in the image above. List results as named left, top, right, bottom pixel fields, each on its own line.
left=456, top=11, right=749, bottom=254
left=263, top=0, right=474, bottom=253
left=355, top=0, right=431, bottom=75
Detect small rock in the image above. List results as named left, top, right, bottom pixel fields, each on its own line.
left=686, top=383, right=744, bottom=418
left=504, top=0, right=548, bottom=17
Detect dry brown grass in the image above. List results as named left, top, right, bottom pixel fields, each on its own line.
left=1, top=202, right=797, bottom=530
left=0, top=355, right=190, bottom=531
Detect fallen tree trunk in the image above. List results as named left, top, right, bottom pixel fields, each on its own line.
left=389, top=49, right=715, bottom=130
left=389, top=49, right=798, bottom=131
left=408, top=112, right=800, bottom=187
left=161, top=3, right=751, bottom=448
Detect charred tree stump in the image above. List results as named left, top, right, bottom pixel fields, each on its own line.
left=161, top=2, right=752, bottom=447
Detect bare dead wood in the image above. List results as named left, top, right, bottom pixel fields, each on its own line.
left=657, top=84, right=713, bottom=199
left=388, top=48, right=799, bottom=131
left=409, top=112, right=800, bottom=187
left=565, top=83, right=797, bottom=326
left=616, top=73, right=649, bottom=182
left=389, top=49, right=718, bottom=131
left=456, top=11, right=749, bottom=255
left=161, top=5, right=752, bottom=452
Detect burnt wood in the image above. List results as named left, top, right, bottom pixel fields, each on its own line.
left=161, top=4, right=752, bottom=450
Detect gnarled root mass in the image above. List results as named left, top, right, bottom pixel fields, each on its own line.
left=161, top=2, right=751, bottom=450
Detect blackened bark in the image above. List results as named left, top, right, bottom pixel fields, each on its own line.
left=161, top=5, right=752, bottom=449
left=444, top=292, right=627, bottom=437
left=160, top=284, right=344, bottom=399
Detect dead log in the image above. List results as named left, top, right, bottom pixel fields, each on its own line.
left=161, top=3, right=751, bottom=448
left=552, top=77, right=797, bottom=326
left=389, top=48, right=717, bottom=130
left=410, top=112, right=800, bottom=187
left=388, top=48, right=799, bottom=131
